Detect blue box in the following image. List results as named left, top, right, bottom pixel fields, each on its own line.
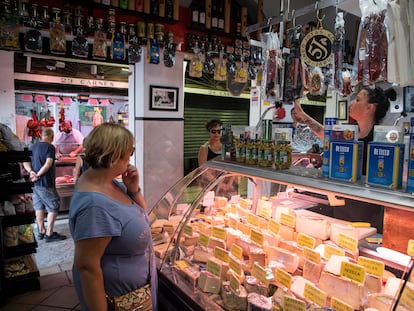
left=329, top=141, right=363, bottom=182
left=406, top=118, right=414, bottom=192
left=366, top=142, right=404, bottom=189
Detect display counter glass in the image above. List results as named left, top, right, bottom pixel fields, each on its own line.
left=149, top=158, right=414, bottom=311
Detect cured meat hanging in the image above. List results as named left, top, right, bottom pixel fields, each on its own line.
left=357, top=0, right=388, bottom=84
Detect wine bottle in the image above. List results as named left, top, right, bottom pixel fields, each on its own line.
left=217, top=2, right=224, bottom=32
left=198, top=0, right=205, bottom=28
left=190, top=0, right=199, bottom=26
left=211, top=0, right=217, bottom=31
left=165, top=0, right=173, bottom=20
left=119, top=0, right=128, bottom=9
left=150, top=0, right=159, bottom=16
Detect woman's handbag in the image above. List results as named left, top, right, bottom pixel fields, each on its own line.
left=107, top=283, right=152, bottom=311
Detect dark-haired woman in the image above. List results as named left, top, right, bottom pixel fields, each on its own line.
left=291, top=85, right=397, bottom=233
left=198, top=119, right=223, bottom=166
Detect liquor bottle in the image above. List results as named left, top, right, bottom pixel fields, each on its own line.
left=49, top=8, right=66, bottom=55
left=158, top=0, right=165, bottom=17
left=204, top=0, right=211, bottom=29
left=111, top=22, right=126, bottom=60
left=198, top=0, right=205, bottom=28
left=72, top=13, right=89, bottom=58
left=92, top=18, right=108, bottom=60
left=111, top=0, right=119, bottom=7
left=150, top=0, right=159, bottom=16
left=217, top=2, right=224, bottom=32
left=136, top=0, right=144, bottom=12
left=128, top=0, right=135, bottom=10
left=102, top=0, right=111, bottom=5
left=211, top=0, right=217, bottom=31
left=165, top=0, right=174, bottom=20
left=127, top=23, right=141, bottom=63
left=119, top=0, right=128, bottom=9
left=190, top=0, right=199, bottom=26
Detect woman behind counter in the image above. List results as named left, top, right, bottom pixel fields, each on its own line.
left=198, top=119, right=223, bottom=166
left=69, top=123, right=156, bottom=311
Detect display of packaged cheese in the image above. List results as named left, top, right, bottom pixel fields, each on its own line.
left=323, top=254, right=351, bottom=275
left=290, top=275, right=318, bottom=304
left=319, top=271, right=364, bottom=309
left=221, top=281, right=248, bottom=311
left=193, top=246, right=214, bottom=263
left=225, top=228, right=244, bottom=250
left=174, top=260, right=200, bottom=289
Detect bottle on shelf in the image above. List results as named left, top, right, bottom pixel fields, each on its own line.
left=119, top=0, right=128, bottom=10
left=158, top=0, right=165, bottom=17
left=150, top=0, right=159, bottom=16
left=136, top=0, right=144, bottom=12
left=217, top=2, right=224, bottom=32
left=49, top=7, right=66, bottom=55
left=205, top=0, right=211, bottom=29
left=165, top=0, right=174, bottom=20
left=211, top=0, right=218, bottom=31
left=72, top=9, right=89, bottom=59
left=111, top=22, right=126, bottom=61
left=92, top=17, right=108, bottom=60
left=111, top=0, right=120, bottom=7
left=198, top=0, right=205, bottom=28
left=102, top=0, right=111, bottom=5
left=190, top=0, right=199, bottom=27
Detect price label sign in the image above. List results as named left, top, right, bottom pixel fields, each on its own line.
left=357, top=256, right=384, bottom=277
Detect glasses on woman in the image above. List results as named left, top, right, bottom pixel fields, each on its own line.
left=130, top=147, right=135, bottom=156
left=210, top=129, right=221, bottom=134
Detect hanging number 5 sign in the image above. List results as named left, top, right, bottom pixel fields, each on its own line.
left=300, top=27, right=334, bottom=67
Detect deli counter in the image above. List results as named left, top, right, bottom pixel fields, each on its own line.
left=55, top=157, right=76, bottom=212
left=149, top=158, right=414, bottom=311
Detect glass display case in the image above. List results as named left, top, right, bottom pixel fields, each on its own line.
left=149, top=158, right=414, bottom=311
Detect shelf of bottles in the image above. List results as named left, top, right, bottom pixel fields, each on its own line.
left=0, top=0, right=179, bottom=64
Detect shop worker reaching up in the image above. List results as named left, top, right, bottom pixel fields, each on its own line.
left=291, top=85, right=396, bottom=233
left=23, top=127, right=66, bottom=242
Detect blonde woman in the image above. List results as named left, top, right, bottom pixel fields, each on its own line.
left=69, top=123, right=156, bottom=310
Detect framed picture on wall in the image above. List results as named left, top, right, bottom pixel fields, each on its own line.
left=150, top=85, right=179, bottom=111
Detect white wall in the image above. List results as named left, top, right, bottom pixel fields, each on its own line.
left=133, top=47, right=184, bottom=210
left=0, top=51, right=16, bottom=131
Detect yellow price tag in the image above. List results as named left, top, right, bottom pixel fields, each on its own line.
left=231, top=244, right=243, bottom=260
left=247, top=212, right=260, bottom=227
left=340, top=261, right=366, bottom=284
left=297, top=233, right=316, bottom=249
left=283, top=295, right=306, bottom=311
left=280, top=212, right=295, bottom=227
left=212, top=226, right=227, bottom=240
left=331, top=297, right=354, bottom=311
left=304, top=282, right=327, bottom=307
left=357, top=256, right=384, bottom=277
left=198, top=233, right=210, bottom=247
left=206, top=259, right=222, bottom=277
left=276, top=268, right=292, bottom=289
left=407, top=239, right=414, bottom=257
left=268, top=219, right=281, bottom=235
left=214, top=246, right=229, bottom=263
left=229, top=256, right=242, bottom=276
left=303, top=247, right=321, bottom=264
left=324, top=244, right=345, bottom=259
left=337, top=233, right=358, bottom=252
left=250, top=229, right=264, bottom=245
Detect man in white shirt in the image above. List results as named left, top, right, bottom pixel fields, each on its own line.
left=54, top=120, right=84, bottom=158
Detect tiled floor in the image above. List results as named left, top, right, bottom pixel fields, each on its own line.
left=1, top=218, right=80, bottom=310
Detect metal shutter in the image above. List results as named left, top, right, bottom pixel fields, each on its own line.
left=184, top=93, right=249, bottom=174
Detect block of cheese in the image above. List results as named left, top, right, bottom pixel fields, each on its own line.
left=330, top=222, right=376, bottom=244
left=198, top=270, right=221, bottom=294
left=363, top=273, right=382, bottom=296
left=183, top=232, right=199, bottom=246
left=180, top=244, right=195, bottom=257
left=266, top=246, right=299, bottom=273
left=235, top=234, right=255, bottom=257
left=215, top=196, right=228, bottom=209
left=247, top=293, right=272, bottom=311
left=154, top=243, right=173, bottom=259
left=198, top=222, right=212, bottom=236
left=244, top=275, right=268, bottom=296
left=226, top=228, right=243, bottom=250
left=323, top=254, right=350, bottom=276
left=279, top=224, right=295, bottom=241
left=366, top=293, right=412, bottom=311
left=302, top=258, right=324, bottom=285
left=208, top=256, right=229, bottom=281
left=278, top=240, right=304, bottom=269
left=174, top=262, right=200, bottom=289
left=295, top=210, right=331, bottom=240
left=319, top=271, right=364, bottom=310
left=261, top=229, right=280, bottom=248
left=248, top=247, right=266, bottom=269
left=383, top=276, right=414, bottom=298
left=290, top=276, right=317, bottom=303
left=207, top=236, right=226, bottom=250
left=221, top=281, right=248, bottom=311
left=193, top=247, right=214, bottom=263
left=238, top=221, right=253, bottom=236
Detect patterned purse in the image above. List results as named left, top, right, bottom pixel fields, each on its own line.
left=107, top=283, right=152, bottom=311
